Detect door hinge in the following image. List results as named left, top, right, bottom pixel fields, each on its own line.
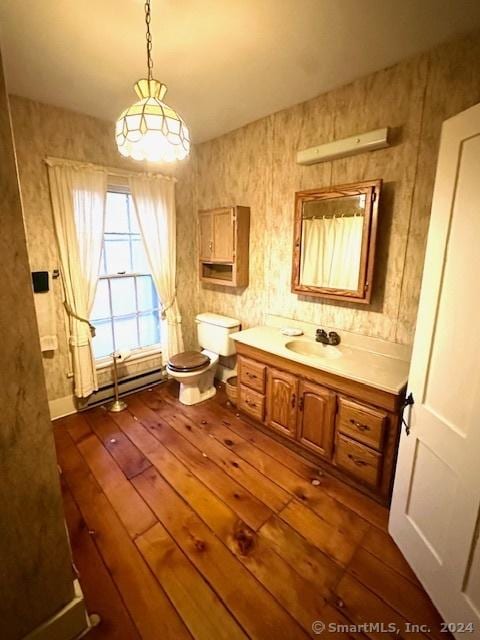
left=371, top=191, right=376, bottom=203
left=298, top=397, right=304, bottom=412
left=402, top=392, right=414, bottom=436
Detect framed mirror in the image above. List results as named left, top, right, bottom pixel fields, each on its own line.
left=291, top=179, right=381, bottom=304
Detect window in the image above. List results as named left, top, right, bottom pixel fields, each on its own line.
left=91, top=190, right=161, bottom=360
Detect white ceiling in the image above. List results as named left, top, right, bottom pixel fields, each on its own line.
left=1, top=0, right=480, bottom=143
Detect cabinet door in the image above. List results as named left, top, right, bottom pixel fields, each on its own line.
left=266, top=368, right=298, bottom=439
left=199, top=211, right=213, bottom=260
left=297, top=380, right=336, bottom=459
left=212, top=208, right=234, bottom=262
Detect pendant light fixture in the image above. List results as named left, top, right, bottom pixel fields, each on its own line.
left=115, top=0, right=190, bottom=162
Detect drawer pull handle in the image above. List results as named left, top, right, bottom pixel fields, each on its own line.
left=348, top=454, right=367, bottom=467
left=246, top=372, right=257, bottom=379
left=246, top=400, right=257, bottom=408
left=350, top=419, right=369, bottom=432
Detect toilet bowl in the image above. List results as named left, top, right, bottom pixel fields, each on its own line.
left=167, top=349, right=219, bottom=405
left=166, top=312, right=240, bottom=405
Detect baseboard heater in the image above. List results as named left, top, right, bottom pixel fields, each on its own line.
left=82, top=365, right=168, bottom=410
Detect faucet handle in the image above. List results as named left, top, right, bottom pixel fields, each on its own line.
left=328, top=331, right=341, bottom=345
left=316, top=328, right=329, bottom=344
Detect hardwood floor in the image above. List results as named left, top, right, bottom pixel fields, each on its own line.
left=53, top=381, right=447, bottom=640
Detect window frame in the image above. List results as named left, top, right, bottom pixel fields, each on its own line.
left=93, top=180, right=162, bottom=366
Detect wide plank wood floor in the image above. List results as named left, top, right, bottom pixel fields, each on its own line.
left=53, top=381, right=448, bottom=640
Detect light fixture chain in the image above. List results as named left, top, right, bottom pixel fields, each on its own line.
left=116, top=0, right=190, bottom=161
left=144, top=0, right=153, bottom=81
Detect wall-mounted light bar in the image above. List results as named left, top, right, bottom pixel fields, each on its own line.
left=296, top=127, right=390, bottom=165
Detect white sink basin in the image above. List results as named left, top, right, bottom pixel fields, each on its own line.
left=285, top=340, right=343, bottom=360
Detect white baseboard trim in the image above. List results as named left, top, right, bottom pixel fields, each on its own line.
left=23, top=579, right=91, bottom=640
left=49, top=367, right=166, bottom=420
left=49, top=394, right=78, bottom=420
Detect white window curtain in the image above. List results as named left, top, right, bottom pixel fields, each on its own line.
left=128, top=174, right=184, bottom=362
left=47, top=160, right=107, bottom=398
left=301, top=215, right=364, bottom=290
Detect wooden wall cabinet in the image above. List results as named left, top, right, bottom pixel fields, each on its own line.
left=237, top=344, right=405, bottom=505
left=198, top=206, right=250, bottom=287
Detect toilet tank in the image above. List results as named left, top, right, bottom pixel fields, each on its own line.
left=196, top=313, right=240, bottom=356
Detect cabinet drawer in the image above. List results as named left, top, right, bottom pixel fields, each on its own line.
left=239, top=356, right=266, bottom=393
left=239, top=385, right=265, bottom=422
left=334, top=434, right=382, bottom=488
left=337, top=398, right=387, bottom=451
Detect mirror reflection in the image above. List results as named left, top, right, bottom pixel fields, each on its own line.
left=300, top=194, right=366, bottom=291
left=292, top=180, right=381, bottom=304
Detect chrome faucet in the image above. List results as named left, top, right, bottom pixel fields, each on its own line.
left=315, top=328, right=341, bottom=346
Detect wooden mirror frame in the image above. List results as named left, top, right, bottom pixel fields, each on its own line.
left=291, top=179, right=382, bottom=304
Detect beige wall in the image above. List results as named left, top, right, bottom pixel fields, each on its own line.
left=9, top=97, right=196, bottom=403
left=188, top=30, right=480, bottom=346
left=0, top=53, right=74, bottom=639
left=10, top=30, right=480, bottom=407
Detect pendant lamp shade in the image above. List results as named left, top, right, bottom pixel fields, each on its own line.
left=115, top=0, right=190, bottom=163
left=116, top=79, right=190, bottom=163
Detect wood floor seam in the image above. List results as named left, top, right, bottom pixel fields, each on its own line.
left=52, top=382, right=448, bottom=640
left=62, top=482, right=145, bottom=640
left=147, top=387, right=382, bottom=530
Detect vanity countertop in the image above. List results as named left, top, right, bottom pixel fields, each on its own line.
left=230, top=326, right=409, bottom=395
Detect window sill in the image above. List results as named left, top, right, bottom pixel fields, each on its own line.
left=95, top=345, right=162, bottom=371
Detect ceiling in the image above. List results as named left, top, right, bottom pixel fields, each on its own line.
left=1, top=0, right=480, bottom=143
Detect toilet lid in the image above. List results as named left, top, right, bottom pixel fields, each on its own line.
left=168, top=351, right=211, bottom=372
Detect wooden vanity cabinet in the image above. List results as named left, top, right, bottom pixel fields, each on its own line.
left=297, top=380, right=336, bottom=459
left=236, top=344, right=405, bottom=505
left=266, top=368, right=298, bottom=439
left=198, top=206, right=250, bottom=287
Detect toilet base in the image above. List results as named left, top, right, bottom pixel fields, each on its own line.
left=167, top=349, right=219, bottom=406
left=178, top=381, right=217, bottom=405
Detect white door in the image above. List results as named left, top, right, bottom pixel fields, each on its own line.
left=390, top=101, right=480, bottom=635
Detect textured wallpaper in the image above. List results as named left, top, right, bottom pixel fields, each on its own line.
left=9, top=97, right=195, bottom=402
left=195, top=117, right=273, bottom=331
left=1, top=58, right=74, bottom=637
left=186, top=31, right=480, bottom=348
left=9, top=30, right=480, bottom=404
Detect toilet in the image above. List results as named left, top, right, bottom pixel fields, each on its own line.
left=167, top=312, right=240, bottom=405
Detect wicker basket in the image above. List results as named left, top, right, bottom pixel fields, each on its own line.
left=225, top=376, right=238, bottom=407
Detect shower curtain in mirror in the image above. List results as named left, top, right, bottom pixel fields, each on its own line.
left=301, top=215, right=364, bottom=289
left=47, top=159, right=107, bottom=398
left=129, top=174, right=184, bottom=362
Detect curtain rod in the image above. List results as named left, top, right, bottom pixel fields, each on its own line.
left=303, top=211, right=365, bottom=220
left=44, top=156, right=177, bottom=182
